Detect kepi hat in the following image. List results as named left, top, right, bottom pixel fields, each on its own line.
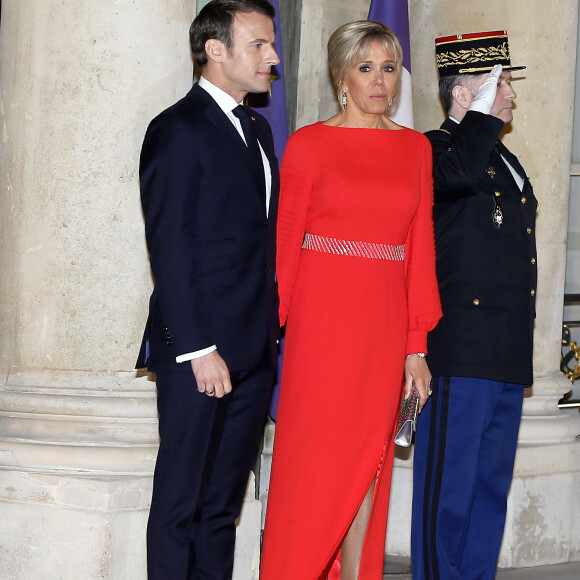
left=435, top=30, right=525, bottom=76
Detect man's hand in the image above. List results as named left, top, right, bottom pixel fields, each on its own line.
left=191, top=350, right=232, bottom=398
left=469, top=64, right=503, bottom=115
left=404, top=354, right=433, bottom=411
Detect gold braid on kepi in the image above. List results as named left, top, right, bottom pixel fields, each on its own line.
left=435, top=30, right=525, bottom=76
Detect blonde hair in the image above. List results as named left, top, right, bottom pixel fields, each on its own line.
left=328, top=20, right=403, bottom=111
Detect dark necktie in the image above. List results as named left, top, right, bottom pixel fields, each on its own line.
left=233, top=105, right=266, bottom=203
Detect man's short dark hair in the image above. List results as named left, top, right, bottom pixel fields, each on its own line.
left=439, top=73, right=479, bottom=112
left=190, top=0, right=275, bottom=68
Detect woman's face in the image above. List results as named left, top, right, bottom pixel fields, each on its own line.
left=341, top=41, right=399, bottom=117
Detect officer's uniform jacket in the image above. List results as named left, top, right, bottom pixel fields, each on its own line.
left=426, top=110, right=537, bottom=385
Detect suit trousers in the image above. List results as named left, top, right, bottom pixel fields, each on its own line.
left=411, top=376, right=524, bottom=580
left=146, top=357, right=274, bottom=580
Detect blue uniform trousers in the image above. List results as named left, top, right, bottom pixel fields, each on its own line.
left=411, top=376, right=524, bottom=580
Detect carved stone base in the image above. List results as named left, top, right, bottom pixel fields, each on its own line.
left=0, top=470, right=151, bottom=578
left=500, top=441, right=580, bottom=567
left=0, top=369, right=262, bottom=579
left=385, top=375, right=580, bottom=568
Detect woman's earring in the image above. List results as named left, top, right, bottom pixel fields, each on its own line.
left=342, top=91, right=347, bottom=107
left=388, top=96, right=394, bottom=108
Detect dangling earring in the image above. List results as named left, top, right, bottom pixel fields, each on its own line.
left=342, top=91, right=347, bottom=107
left=388, top=96, right=394, bottom=108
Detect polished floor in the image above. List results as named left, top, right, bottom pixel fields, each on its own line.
left=383, top=556, right=580, bottom=579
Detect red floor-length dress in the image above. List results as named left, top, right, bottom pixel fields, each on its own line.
left=260, top=122, right=442, bottom=579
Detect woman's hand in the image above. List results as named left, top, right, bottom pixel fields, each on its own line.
left=404, top=354, right=432, bottom=411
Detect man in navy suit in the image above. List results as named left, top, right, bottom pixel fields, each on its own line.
left=136, top=1, right=280, bottom=577
left=412, top=32, right=537, bottom=579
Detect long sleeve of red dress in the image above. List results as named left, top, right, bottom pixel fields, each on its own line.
left=276, top=127, right=315, bottom=326
left=404, top=137, right=443, bottom=353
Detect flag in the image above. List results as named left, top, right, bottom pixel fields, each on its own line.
left=368, top=0, right=414, bottom=128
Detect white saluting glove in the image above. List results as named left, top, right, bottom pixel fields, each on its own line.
left=468, top=64, right=503, bottom=115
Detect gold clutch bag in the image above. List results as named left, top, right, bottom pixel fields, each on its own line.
left=394, top=386, right=420, bottom=447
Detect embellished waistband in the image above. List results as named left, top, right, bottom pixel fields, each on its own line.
left=301, top=233, right=405, bottom=261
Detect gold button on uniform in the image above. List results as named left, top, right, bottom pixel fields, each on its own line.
left=526, top=227, right=532, bottom=234
left=531, top=289, right=535, bottom=296
left=473, top=298, right=480, bottom=306
left=531, top=257, right=536, bottom=264
left=521, top=196, right=527, bottom=204
left=494, top=191, right=501, bottom=197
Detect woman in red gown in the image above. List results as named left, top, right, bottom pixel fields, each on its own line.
left=260, top=21, right=442, bottom=580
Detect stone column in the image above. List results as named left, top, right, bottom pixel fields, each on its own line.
left=0, top=1, right=260, bottom=578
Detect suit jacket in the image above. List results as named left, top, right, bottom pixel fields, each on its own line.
left=426, top=111, right=537, bottom=385
left=136, top=83, right=280, bottom=374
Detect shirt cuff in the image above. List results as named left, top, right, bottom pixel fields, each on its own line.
left=176, top=345, right=217, bottom=363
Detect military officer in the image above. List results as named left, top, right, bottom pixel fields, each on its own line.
left=411, top=31, right=537, bottom=580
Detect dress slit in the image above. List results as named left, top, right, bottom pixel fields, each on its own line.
left=326, top=434, right=391, bottom=580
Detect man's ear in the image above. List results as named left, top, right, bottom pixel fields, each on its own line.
left=452, top=85, right=471, bottom=110
left=205, top=38, right=226, bottom=63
